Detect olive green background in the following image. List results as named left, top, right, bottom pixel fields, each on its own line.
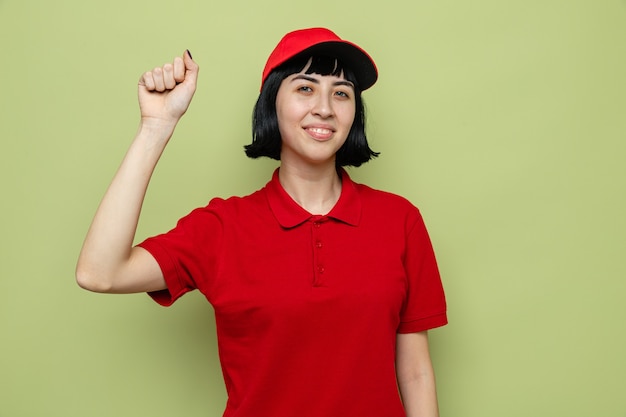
left=1, top=0, right=625, bottom=416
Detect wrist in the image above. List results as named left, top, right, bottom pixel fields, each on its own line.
left=138, top=117, right=178, bottom=138
left=139, top=116, right=178, bottom=134
left=131, top=118, right=178, bottom=158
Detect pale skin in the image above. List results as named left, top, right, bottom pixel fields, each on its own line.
left=75, top=51, right=440, bottom=417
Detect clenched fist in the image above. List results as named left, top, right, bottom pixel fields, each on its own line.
left=138, top=50, right=199, bottom=125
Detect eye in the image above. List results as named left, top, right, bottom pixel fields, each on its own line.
left=335, top=90, right=350, bottom=99
left=297, top=85, right=313, bottom=93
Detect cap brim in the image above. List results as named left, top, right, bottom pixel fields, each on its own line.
left=291, top=41, right=378, bottom=90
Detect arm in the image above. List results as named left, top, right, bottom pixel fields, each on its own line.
left=76, top=50, right=199, bottom=294
left=396, top=331, right=440, bottom=417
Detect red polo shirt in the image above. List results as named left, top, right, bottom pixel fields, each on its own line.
left=138, top=168, right=447, bottom=417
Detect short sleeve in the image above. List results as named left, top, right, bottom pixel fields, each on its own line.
left=397, top=210, right=448, bottom=333
left=137, top=199, right=224, bottom=306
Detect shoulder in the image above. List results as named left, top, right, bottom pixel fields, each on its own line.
left=349, top=179, right=426, bottom=230
left=187, top=187, right=269, bottom=221
left=354, top=181, right=419, bottom=212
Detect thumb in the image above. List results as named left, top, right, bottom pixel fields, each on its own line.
left=182, top=49, right=199, bottom=84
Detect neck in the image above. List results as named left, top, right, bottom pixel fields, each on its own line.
left=278, top=162, right=342, bottom=215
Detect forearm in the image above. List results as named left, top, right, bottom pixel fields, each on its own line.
left=75, top=120, right=174, bottom=292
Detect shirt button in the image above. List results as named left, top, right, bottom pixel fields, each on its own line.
left=318, top=266, right=325, bottom=274
left=316, top=241, right=323, bottom=248
left=313, top=222, right=321, bottom=228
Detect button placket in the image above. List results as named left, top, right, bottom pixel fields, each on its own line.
left=311, top=217, right=327, bottom=287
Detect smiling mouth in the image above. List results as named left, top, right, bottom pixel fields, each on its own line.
left=305, top=127, right=334, bottom=140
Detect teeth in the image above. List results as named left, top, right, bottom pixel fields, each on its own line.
left=308, top=128, right=332, bottom=134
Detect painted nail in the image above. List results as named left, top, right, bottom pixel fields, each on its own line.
left=186, top=49, right=193, bottom=59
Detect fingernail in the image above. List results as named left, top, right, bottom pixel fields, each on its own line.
left=186, top=49, right=193, bottom=59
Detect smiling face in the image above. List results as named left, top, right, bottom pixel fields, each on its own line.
left=275, top=64, right=356, bottom=169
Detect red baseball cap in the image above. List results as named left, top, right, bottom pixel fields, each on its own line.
left=261, top=27, right=378, bottom=91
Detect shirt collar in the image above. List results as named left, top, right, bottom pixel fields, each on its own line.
left=265, top=168, right=362, bottom=229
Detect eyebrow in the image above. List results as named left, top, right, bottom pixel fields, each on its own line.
left=291, top=74, right=355, bottom=89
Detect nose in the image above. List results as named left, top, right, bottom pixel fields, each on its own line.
left=311, top=91, right=334, bottom=118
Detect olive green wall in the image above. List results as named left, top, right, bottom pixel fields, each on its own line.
left=1, top=1, right=625, bottom=415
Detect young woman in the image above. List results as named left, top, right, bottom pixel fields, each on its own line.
left=76, top=27, right=447, bottom=417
